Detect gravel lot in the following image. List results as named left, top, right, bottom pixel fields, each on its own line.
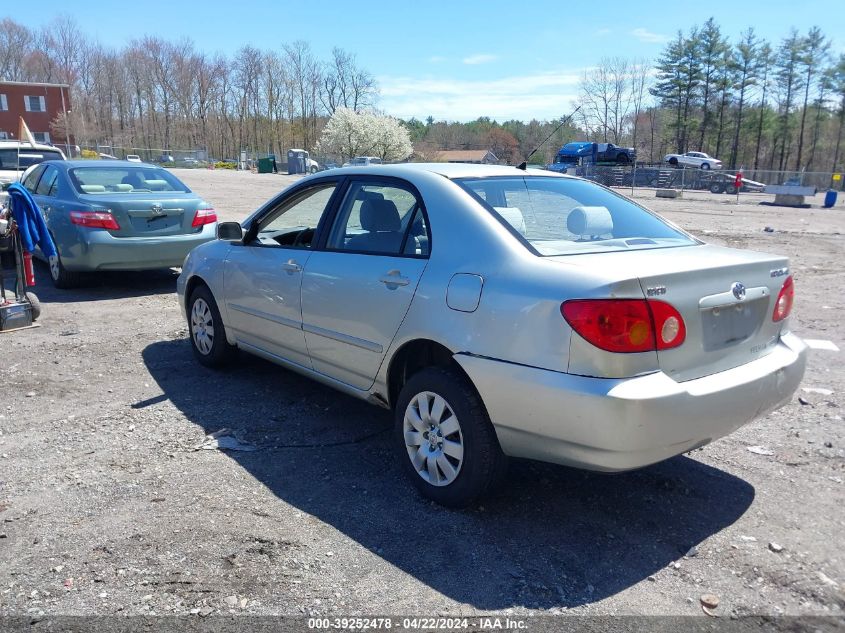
left=1, top=168, right=843, bottom=618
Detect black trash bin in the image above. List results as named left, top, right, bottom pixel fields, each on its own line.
left=287, top=150, right=306, bottom=175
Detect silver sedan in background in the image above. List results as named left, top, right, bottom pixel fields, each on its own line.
left=177, top=164, right=806, bottom=507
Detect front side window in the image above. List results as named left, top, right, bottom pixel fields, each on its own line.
left=327, top=182, right=428, bottom=256
left=68, top=167, right=190, bottom=194
left=252, top=183, right=337, bottom=248
left=455, top=176, right=696, bottom=257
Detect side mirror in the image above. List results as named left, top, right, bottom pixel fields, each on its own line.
left=217, top=221, right=243, bottom=241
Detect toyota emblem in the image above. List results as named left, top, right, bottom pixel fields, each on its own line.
left=151, top=204, right=164, bottom=216
left=731, top=282, right=746, bottom=301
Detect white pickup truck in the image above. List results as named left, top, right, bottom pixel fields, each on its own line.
left=664, top=151, right=723, bottom=170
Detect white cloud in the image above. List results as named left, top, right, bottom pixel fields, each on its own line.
left=377, top=71, right=581, bottom=122
left=630, top=28, right=669, bottom=44
left=462, top=53, right=498, bottom=65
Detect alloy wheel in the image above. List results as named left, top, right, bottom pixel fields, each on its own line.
left=191, top=297, right=215, bottom=355
left=403, top=391, right=464, bottom=486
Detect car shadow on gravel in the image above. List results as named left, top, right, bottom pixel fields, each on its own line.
left=31, top=261, right=179, bottom=303
left=143, top=338, right=756, bottom=610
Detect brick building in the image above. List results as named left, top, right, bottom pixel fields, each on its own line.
left=0, top=80, right=73, bottom=147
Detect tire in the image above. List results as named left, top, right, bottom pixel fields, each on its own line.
left=616, top=154, right=630, bottom=164
left=709, top=182, right=725, bottom=194
left=48, top=252, right=84, bottom=289
left=668, top=158, right=678, bottom=166
left=187, top=284, right=236, bottom=367
left=700, top=162, right=711, bottom=170
left=394, top=367, right=506, bottom=507
left=26, top=292, right=41, bottom=321
left=309, top=166, right=318, bottom=174
left=726, top=184, right=737, bottom=195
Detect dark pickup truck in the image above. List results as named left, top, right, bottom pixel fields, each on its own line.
left=547, top=142, right=636, bottom=172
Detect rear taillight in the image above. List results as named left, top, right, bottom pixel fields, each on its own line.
left=561, top=299, right=686, bottom=353
left=70, top=210, right=120, bottom=230
left=648, top=300, right=687, bottom=349
left=772, top=276, right=794, bottom=322
left=192, top=208, right=217, bottom=227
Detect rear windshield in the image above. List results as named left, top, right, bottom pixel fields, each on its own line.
left=68, top=167, right=190, bottom=194
left=455, top=175, right=696, bottom=256
left=0, top=149, right=64, bottom=169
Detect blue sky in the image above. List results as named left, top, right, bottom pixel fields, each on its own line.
left=7, top=1, right=845, bottom=122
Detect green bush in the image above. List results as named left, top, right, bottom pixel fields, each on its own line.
left=214, top=161, right=237, bottom=170
left=80, top=149, right=99, bottom=159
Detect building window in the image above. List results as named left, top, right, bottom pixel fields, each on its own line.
left=33, top=132, right=51, bottom=143
left=0, top=94, right=8, bottom=111
left=24, top=95, right=46, bottom=112
left=0, top=131, right=8, bottom=140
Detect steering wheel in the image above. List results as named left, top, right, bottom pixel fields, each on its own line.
left=292, top=228, right=311, bottom=248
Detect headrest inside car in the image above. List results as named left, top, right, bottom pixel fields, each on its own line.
left=360, top=199, right=401, bottom=232
left=567, top=206, right=613, bottom=237
left=493, top=206, right=527, bottom=235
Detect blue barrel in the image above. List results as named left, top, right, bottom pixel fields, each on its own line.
left=824, top=189, right=837, bottom=208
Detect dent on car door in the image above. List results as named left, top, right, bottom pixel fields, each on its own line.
left=223, top=182, right=339, bottom=369
left=301, top=179, right=430, bottom=390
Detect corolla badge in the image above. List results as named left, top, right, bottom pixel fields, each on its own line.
left=731, top=282, right=746, bottom=300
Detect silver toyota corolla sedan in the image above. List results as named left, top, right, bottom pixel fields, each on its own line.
left=176, top=163, right=806, bottom=507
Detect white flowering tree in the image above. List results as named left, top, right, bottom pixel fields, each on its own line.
left=316, top=108, right=412, bottom=163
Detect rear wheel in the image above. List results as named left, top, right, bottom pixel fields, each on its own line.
left=668, top=157, right=678, bottom=166
left=700, top=162, right=711, bottom=170
left=394, top=367, right=506, bottom=507
left=49, top=252, right=83, bottom=289
left=188, top=284, right=236, bottom=367
left=709, top=182, right=725, bottom=194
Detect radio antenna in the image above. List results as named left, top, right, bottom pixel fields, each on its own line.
left=517, top=104, right=581, bottom=170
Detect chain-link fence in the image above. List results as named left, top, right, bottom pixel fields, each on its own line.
left=559, top=163, right=844, bottom=194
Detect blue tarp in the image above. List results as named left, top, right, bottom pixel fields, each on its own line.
left=7, top=182, right=57, bottom=258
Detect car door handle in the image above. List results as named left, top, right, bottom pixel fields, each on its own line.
left=281, top=259, right=302, bottom=273
left=379, top=269, right=410, bottom=287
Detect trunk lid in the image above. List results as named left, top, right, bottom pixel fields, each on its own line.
left=80, top=193, right=205, bottom=238
left=553, top=244, right=791, bottom=382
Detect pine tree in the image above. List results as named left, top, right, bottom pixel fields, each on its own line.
left=794, top=26, right=830, bottom=170
left=729, top=29, right=761, bottom=169
left=775, top=30, right=804, bottom=171
left=697, top=18, right=729, bottom=150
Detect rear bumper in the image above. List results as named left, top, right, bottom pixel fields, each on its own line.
left=455, top=332, right=807, bottom=472
left=59, top=224, right=216, bottom=271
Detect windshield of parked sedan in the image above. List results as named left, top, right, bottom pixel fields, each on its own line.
left=455, top=176, right=697, bottom=256
left=68, top=167, right=190, bottom=194
left=0, top=149, right=64, bottom=169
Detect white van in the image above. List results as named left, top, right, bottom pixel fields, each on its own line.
left=0, top=141, right=66, bottom=186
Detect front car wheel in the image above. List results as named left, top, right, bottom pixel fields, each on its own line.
left=188, top=285, right=236, bottom=367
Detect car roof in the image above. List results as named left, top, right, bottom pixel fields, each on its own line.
left=320, top=162, right=568, bottom=179
left=0, top=140, right=62, bottom=152
left=48, top=159, right=164, bottom=169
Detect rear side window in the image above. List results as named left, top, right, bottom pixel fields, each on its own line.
left=455, top=176, right=696, bottom=256
left=326, top=182, right=428, bottom=257
left=34, top=166, right=59, bottom=196
left=21, top=165, right=46, bottom=192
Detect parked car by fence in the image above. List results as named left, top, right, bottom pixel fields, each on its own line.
left=664, top=151, right=723, bottom=170
left=20, top=160, right=217, bottom=288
